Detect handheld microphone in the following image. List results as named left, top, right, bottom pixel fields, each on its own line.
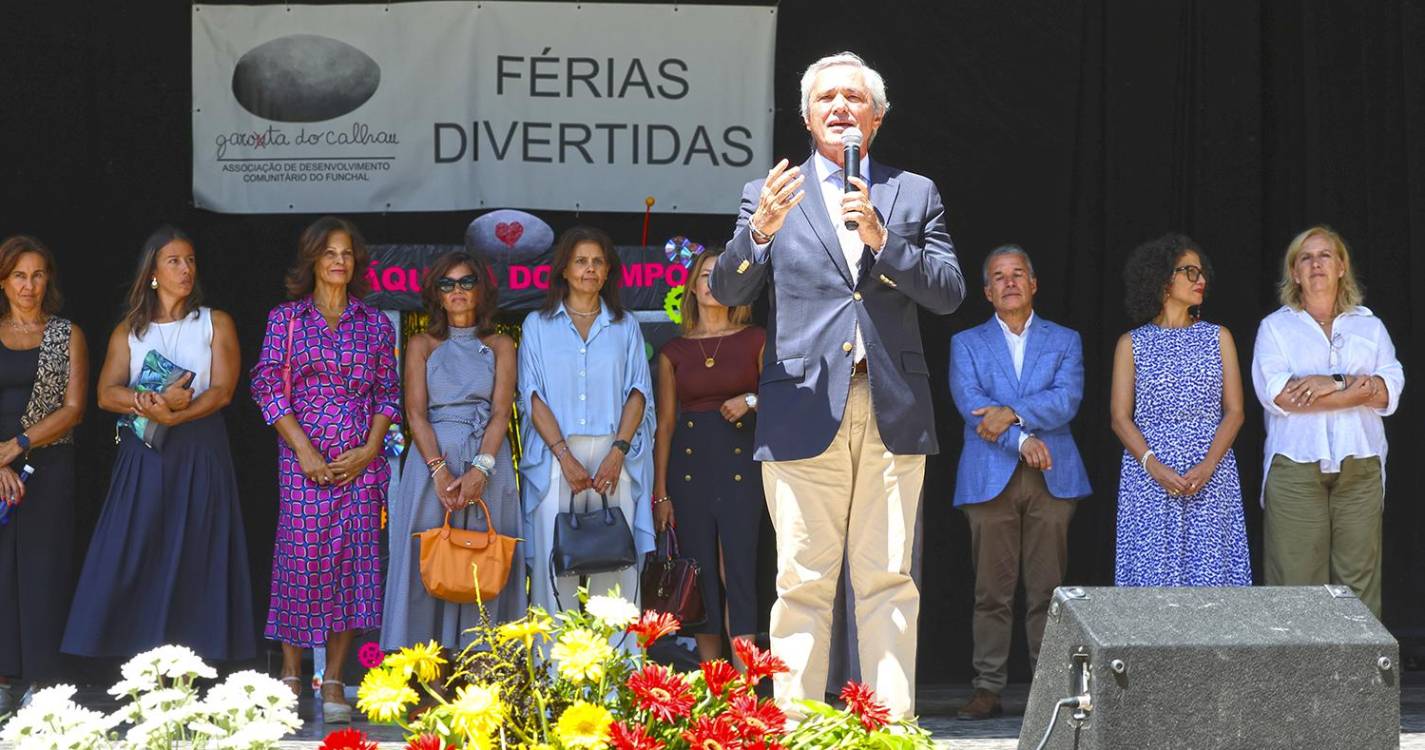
left=841, top=127, right=863, bottom=230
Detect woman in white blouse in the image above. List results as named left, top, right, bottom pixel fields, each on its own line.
left=1251, top=225, right=1403, bottom=618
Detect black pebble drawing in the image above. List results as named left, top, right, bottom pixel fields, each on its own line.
left=231, top=34, right=380, bottom=122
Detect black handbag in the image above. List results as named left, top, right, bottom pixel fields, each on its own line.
left=641, top=529, right=706, bottom=627
left=551, top=491, right=637, bottom=576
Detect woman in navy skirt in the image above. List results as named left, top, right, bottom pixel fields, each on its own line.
left=63, top=226, right=255, bottom=662
left=652, top=249, right=764, bottom=665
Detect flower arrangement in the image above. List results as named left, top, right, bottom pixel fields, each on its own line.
left=0, top=644, right=301, bottom=750
left=360, top=590, right=934, bottom=750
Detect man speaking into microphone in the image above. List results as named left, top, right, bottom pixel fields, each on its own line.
left=710, top=52, right=965, bottom=719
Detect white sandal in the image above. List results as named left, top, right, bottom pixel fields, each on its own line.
left=322, top=680, right=352, bottom=724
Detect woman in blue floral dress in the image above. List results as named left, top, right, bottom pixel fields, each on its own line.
left=1109, top=234, right=1251, bottom=586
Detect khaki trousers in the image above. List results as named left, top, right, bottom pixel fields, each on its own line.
left=961, top=463, right=1075, bottom=693
left=1263, top=455, right=1383, bottom=618
left=762, top=373, right=925, bottom=719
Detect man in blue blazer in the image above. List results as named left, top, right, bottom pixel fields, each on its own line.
left=710, top=52, right=965, bottom=719
left=948, top=245, right=1090, bottom=720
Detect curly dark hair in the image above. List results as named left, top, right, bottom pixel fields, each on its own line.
left=284, top=216, right=371, bottom=300
left=1122, top=232, right=1213, bottom=325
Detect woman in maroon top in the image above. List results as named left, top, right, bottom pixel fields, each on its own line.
left=653, top=249, right=765, bottom=665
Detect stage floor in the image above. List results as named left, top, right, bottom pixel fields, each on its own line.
left=3, top=681, right=1421, bottom=748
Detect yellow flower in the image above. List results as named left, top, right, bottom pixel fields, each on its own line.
left=356, top=665, right=418, bottom=723
left=550, top=628, right=613, bottom=684
left=384, top=640, right=447, bottom=684
left=554, top=701, right=613, bottom=750
left=449, top=683, right=505, bottom=741
left=498, top=614, right=553, bottom=648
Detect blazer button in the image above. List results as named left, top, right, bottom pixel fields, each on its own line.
left=842, top=341, right=853, bottom=352
left=735, top=421, right=743, bottom=429
left=734, top=447, right=742, bottom=455
left=684, top=447, right=693, bottom=455
left=733, top=474, right=742, bottom=482
left=683, top=474, right=692, bottom=482
left=853, top=292, right=862, bottom=301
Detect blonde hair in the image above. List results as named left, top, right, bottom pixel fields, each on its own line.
left=1277, top=225, right=1364, bottom=315
left=681, top=251, right=750, bottom=334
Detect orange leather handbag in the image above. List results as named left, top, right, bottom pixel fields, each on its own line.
left=415, top=499, right=518, bottom=604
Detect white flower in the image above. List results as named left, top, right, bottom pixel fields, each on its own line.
left=0, top=685, right=111, bottom=750
left=585, top=591, right=640, bottom=629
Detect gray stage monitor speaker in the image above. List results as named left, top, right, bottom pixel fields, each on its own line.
left=1018, top=585, right=1398, bottom=750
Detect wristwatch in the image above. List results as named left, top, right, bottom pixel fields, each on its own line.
left=611, top=439, right=632, bottom=455
left=471, top=453, right=496, bottom=478
left=1332, top=374, right=1347, bottom=391
left=744, top=393, right=758, bottom=409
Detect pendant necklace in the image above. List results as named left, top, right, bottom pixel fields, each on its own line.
left=694, top=328, right=732, bottom=368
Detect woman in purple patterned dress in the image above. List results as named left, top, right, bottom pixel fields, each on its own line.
left=250, top=217, right=400, bottom=723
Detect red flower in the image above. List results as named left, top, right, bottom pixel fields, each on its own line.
left=838, top=681, right=891, bottom=731
left=610, top=720, right=666, bottom=750
left=357, top=641, right=385, bottom=669
left=627, top=664, right=696, bottom=723
left=732, top=638, right=788, bottom=686
left=627, top=610, right=681, bottom=648
left=700, top=659, right=740, bottom=698
left=682, top=715, right=744, bottom=750
left=320, top=729, right=378, bottom=750
left=403, top=735, right=446, bottom=750
left=726, top=693, right=787, bottom=739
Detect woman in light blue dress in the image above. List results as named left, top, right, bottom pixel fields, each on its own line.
left=382, top=251, right=524, bottom=650
left=1110, top=234, right=1251, bottom=587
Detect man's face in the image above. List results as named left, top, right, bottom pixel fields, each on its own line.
left=984, top=254, right=1037, bottom=316
left=804, top=65, right=883, bottom=160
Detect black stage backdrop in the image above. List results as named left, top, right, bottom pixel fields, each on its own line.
left=2, top=0, right=1423, bottom=683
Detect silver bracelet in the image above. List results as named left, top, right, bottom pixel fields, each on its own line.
left=1139, top=449, right=1155, bottom=470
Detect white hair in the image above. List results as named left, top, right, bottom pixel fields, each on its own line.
left=798, top=52, right=891, bottom=121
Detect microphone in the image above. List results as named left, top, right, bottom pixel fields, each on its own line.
left=841, top=127, right=863, bottom=230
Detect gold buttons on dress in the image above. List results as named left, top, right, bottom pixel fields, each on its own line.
left=853, top=292, right=862, bottom=301
left=734, top=447, right=742, bottom=455
left=686, top=420, right=694, bottom=428
left=842, top=341, right=853, bottom=352
left=734, top=474, right=742, bottom=482
left=683, top=474, right=692, bottom=482
left=735, top=421, right=743, bottom=429
left=684, top=447, right=693, bottom=455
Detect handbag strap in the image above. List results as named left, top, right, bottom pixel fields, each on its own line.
left=439, top=501, right=497, bottom=545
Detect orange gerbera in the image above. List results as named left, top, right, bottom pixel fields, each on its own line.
left=627, top=610, right=681, bottom=648
left=726, top=693, right=786, bottom=739
left=838, top=681, right=891, bottom=731
left=700, top=659, right=740, bottom=698
left=609, top=720, right=666, bottom=750
left=732, top=639, right=788, bottom=686
left=682, top=715, right=743, bottom=750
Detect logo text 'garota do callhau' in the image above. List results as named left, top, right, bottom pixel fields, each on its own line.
left=231, top=34, right=381, bottom=122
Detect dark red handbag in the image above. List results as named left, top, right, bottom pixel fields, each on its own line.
left=641, top=529, right=706, bottom=628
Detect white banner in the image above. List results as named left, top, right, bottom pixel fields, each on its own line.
left=192, top=2, right=776, bottom=215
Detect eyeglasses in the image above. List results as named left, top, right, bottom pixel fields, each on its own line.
left=436, top=274, right=478, bottom=293
left=1174, top=265, right=1204, bottom=283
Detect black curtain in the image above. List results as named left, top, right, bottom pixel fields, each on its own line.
left=1, top=0, right=1422, bottom=683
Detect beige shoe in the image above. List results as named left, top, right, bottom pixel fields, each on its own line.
left=322, top=680, right=352, bottom=724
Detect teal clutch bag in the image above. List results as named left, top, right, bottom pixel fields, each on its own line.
left=116, top=350, right=194, bottom=450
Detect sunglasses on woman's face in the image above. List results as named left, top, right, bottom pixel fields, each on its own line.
left=436, top=274, right=479, bottom=293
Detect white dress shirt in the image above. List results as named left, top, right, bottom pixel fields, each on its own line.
left=751, top=152, right=873, bottom=362
left=1251, top=305, right=1404, bottom=502
left=995, top=311, right=1035, bottom=449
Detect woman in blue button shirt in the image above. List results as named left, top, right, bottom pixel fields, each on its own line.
left=518, top=226, right=655, bottom=618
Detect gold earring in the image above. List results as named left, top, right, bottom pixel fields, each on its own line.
left=150, top=277, right=158, bottom=290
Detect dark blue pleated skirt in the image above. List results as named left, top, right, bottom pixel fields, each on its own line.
left=62, top=413, right=256, bottom=661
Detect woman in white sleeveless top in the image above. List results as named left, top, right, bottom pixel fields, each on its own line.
left=62, top=226, right=255, bottom=662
